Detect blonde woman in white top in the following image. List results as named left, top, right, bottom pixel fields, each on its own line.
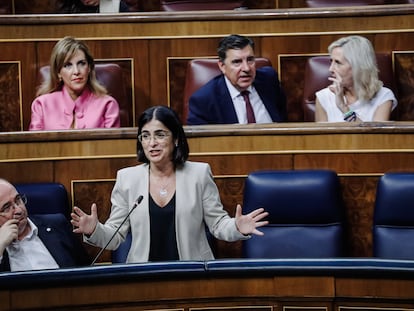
left=315, top=35, right=397, bottom=122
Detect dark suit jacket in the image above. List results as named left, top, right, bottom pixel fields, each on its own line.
left=0, top=213, right=90, bottom=272
left=186, top=66, right=287, bottom=125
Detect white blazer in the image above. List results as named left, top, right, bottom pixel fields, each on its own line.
left=86, top=161, right=247, bottom=262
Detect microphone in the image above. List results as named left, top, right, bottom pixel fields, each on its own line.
left=91, top=195, right=143, bottom=265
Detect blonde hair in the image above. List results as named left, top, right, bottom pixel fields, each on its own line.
left=36, top=36, right=107, bottom=97
left=328, top=35, right=383, bottom=101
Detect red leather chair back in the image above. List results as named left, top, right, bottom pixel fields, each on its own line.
left=161, top=0, right=245, bottom=11
left=302, top=53, right=394, bottom=121
left=39, top=63, right=131, bottom=127
left=306, top=0, right=385, bottom=7
left=182, top=57, right=272, bottom=123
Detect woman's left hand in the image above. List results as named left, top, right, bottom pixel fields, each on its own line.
left=235, top=204, right=269, bottom=236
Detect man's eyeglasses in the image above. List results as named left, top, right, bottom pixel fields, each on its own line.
left=138, top=131, right=170, bottom=143
left=0, top=194, right=27, bottom=214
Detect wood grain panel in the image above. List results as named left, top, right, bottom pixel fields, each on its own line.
left=190, top=154, right=293, bottom=175
left=0, top=62, right=21, bottom=131
left=0, top=42, right=37, bottom=131
left=340, top=176, right=378, bottom=257
left=0, top=161, right=54, bottom=184
left=335, top=278, right=414, bottom=299
left=294, top=153, right=414, bottom=174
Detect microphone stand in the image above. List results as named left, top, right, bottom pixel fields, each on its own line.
left=91, top=195, right=143, bottom=265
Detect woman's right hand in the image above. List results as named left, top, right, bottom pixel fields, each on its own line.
left=328, top=76, right=347, bottom=113
left=71, top=203, right=98, bottom=236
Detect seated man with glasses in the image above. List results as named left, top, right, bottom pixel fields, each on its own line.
left=0, top=178, right=90, bottom=272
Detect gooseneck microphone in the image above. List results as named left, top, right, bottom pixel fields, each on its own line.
left=91, top=195, right=143, bottom=265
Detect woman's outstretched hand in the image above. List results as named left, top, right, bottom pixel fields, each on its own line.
left=71, top=203, right=99, bottom=236
left=234, top=204, right=269, bottom=236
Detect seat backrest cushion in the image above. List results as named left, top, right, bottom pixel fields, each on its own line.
left=14, top=182, right=70, bottom=218
left=242, top=169, right=345, bottom=258
left=302, top=53, right=394, bottom=121
left=182, top=57, right=272, bottom=123
left=39, top=63, right=130, bottom=127
left=373, top=172, right=414, bottom=259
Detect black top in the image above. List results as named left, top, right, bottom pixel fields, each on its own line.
left=148, top=193, right=179, bottom=262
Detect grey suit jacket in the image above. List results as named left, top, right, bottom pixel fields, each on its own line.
left=87, top=161, right=247, bottom=262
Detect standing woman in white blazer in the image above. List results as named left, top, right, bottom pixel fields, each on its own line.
left=71, top=105, right=269, bottom=263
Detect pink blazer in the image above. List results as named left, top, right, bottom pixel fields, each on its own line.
left=29, top=87, right=121, bottom=130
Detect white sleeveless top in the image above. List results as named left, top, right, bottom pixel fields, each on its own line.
left=316, top=87, right=397, bottom=122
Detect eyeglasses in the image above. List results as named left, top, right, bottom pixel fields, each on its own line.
left=0, top=194, right=27, bottom=214
left=138, top=130, right=170, bottom=144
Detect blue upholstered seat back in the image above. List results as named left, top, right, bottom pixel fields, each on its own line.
left=373, top=172, right=414, bottom=259
left=111, top=231, right=133, bottom=263
left=242, top=170, right=345, bottom=258
left=14, top=182, right=70, bottom=218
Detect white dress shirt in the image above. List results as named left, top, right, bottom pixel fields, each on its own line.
left=224, top=76, right=273, bottom=124
left=5, top=219, right=59, bottom=271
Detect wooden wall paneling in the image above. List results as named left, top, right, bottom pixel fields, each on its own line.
left=335, top=278, right=414, bottom=301
left=56, top=157, right=137, bottom=201
left=72, top=179, right=117, bottom=262
left=190, top=154, right=293, bottom=176
left=0, top=291, right=10, bottom=311
left=148, top=39, right=173, bottom=111
left=339, top=176, right=378, bottom=257
left=277, top=0, right=307, bottom=8
left=394, top=51, right=414, bottom=121
left=294, top=152, right=414, bottom=174
left=281, top=306, right=329, bottom=311
left=0, top=61, right=21, bottom=131
left=0, top=161, right=54, bottom=184
left=168, top=57, right=191, bottom=122
left=336, top=304, right=414, bottom=310
left=279, top=54, right=315, bottom=122
left=0, top=42, right=37, bottom=131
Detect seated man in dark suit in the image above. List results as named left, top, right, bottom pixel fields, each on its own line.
left=187, top=34, right=287, bottom=125
left=0, top=179, right=90, bottom=272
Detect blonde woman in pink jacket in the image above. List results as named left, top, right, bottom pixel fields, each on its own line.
left=29, top=36, right=120, bottom=130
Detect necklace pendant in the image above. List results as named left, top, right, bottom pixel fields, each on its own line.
left=160, top=188, right=168, bottom=197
